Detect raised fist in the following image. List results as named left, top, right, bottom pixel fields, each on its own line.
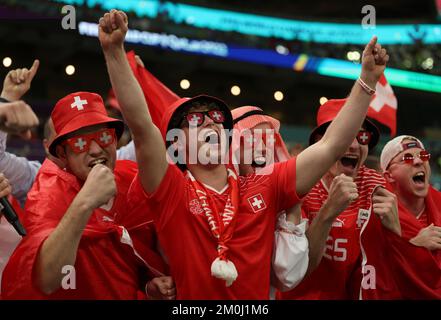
left=323, top=173, right=358, bottom=219
left=0, top=100, right=39, bottom=139
left=98, top=9, right=128, bottom=51
left=81, top=164, right=116, bottom=209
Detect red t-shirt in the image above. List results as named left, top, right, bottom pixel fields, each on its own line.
left=129, top=158, right=300, bottom=299
left=2, top=159, right=166, bottom=299
left=279, top=166, right=385, bottom=300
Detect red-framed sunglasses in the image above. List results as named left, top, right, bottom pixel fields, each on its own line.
left=396, top=150, right=431, bottom=165
left=182, top=110, right=225, bottom=127
left=63, top=128, right=116, bottom=154
left=356, top=130, right=372, bottom=145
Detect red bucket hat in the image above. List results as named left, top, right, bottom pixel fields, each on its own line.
left=48, top=92, right=124, bottom=157
left=309, top=98, right=380, bottom=149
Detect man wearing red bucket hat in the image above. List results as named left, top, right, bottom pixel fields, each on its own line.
left=100, top=9, right=389, bottom=299
left=277, top=98, right=401, bottom=300
left=1, top=91, right=173, bottom=299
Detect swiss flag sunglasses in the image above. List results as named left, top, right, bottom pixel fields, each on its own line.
left=356, top=130, right=372, bottom=145
left=398, top=150, right=431, bottom=164
left=63, top=128, right=116, bottom=153
left=241, top=132, right=277, bottom=147
left=182, top=110, right=225, bottom=127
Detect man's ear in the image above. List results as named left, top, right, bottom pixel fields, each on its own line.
left=55, top=144, right=68, bottom=166
left=383, top=170, right=395, bottom=184
left=42, top=138, right=50, bottom=155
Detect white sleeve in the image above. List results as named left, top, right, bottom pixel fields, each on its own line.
left=0, top=131, right=41, bottom=207
left=116, top=140, right=136, bottom=162
left=272, top=213, right=309, bottom=292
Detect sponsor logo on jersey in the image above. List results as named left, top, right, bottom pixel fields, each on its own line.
left=357, top=208, right=370, bottom=228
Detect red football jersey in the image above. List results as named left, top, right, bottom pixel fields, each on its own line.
left=279, top=166, right=385, bottom=300
left=129, top=158, right=300, bottom=299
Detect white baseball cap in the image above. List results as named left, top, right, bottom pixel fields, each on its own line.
left=380, top=135, right=425, bottom=172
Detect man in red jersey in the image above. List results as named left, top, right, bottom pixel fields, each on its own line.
left=277, top=98, right=401, bottom=300
left=100, top=9, right=389, bottom=299
left=1, top=91, right=170, bottom=299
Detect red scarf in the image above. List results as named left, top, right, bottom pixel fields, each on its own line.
left=360, top=185, right=441, bottom=299
left=397, top=185, right=441, bottom=241
left=187, top=168, right=240, bottom=286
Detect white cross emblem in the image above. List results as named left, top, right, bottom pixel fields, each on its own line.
left=369, top=82, right=397, bottom=112
left=247, top=194, right=267, bottom=213
left=74, top=138, right=87, bottom=150
left=359, top=132, right=369, bottom=144
left=252, top=197, right=263, bottom=208
left=211, top=111, right=222, bottom=121
left=71, top=96, right=88, bottom=111
left=100, top=131, right=112, bottom=144
left=189, top=114, right=201, bottom=125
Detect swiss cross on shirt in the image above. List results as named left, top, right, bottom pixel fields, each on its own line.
left=247, top=194, right=267, bottom=213
left=71, top=96, right=88, bottom=111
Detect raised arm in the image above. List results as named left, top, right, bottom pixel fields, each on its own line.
left=0, top=61, right=42, bottom=206
left=99, top=10, right=167, bottom=193
left=296, top=36, right=389, bottom=196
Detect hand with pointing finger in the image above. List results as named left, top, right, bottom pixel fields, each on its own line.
left=360, top=36, right=390, bottom=89
left=1, top=59, right=40, bottom=102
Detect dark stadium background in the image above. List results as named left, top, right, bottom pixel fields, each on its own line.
left=0, top=0, right=440, bottom=188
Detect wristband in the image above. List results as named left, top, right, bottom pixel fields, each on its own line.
left=357, top=77, right=376, bottom=95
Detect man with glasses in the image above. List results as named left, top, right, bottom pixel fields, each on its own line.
left=373, top=135, right=441, bottom=298
left=99, top=9, right=389, bottom=299
left=278, top=98, right=401, bottom=300
left=1, top=92, right=171, bottom=299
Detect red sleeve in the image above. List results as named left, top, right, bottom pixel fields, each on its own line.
left=127, top=164, right=187, bottom=231
left=2, top=176, right=72, bottom=299
left=269, top=157, right=301, bottom=213
left=1, top=229, right=53, bottom=299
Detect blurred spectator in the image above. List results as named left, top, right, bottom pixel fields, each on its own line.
left=364, top=154, right=382, bottom=172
